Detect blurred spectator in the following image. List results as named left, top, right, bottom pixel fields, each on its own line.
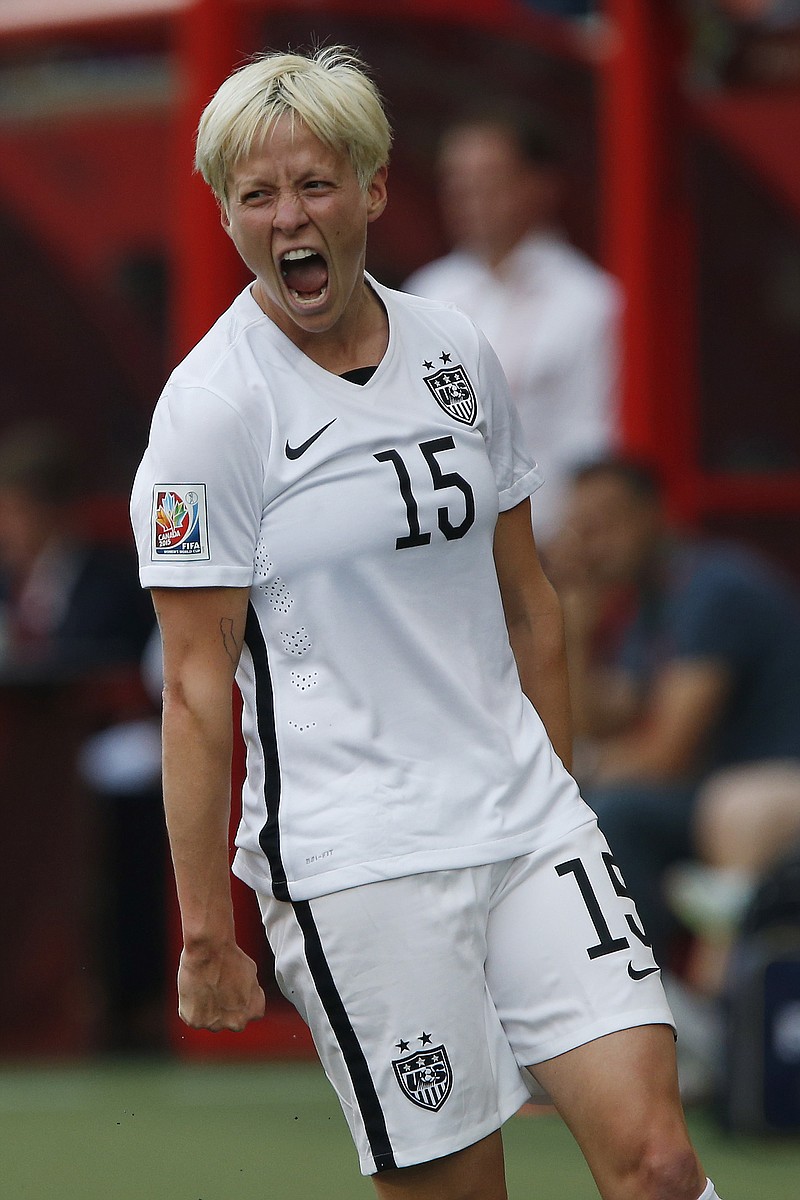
left=663, top=761, right=800, bottom=1104
left=522, top=1, right=596, bottom=13
left=667, top=760, right=800, bottom=991
left=713, top=0, right=800, bottom=24
left=549, top=455, right=800, bottom=967
left=405, top=107, right=621, bottom=544
left=0, top=420, right=152, bottom=678
left=0, top=420, right=164, bottom=1052
left=689, top=0, right=800, bottom=87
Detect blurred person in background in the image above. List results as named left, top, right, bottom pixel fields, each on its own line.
left=550, top=456, right=800, bottom=1097
left=0, top=420, right=152, bottom=677
left=714, top=0, right=800, bottom=24
left=550, top=455, right=800, bottom=972
left=521, top=1, right=596, bottom=13
left=0, top=420, right=164, bottom=1050
left=666, top=761, right=800, bottom=990
left=665, top=763, right=800, bottom=1106
left=405, top=107, right=621, bottom=546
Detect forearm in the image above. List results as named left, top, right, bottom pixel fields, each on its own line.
left=161, top=672, right=237, bottom=952
left=494, top=502, right=574, bottom=771
left=151, top=585, right=264, bottom=1032
left=507, top=583, right=573, bottom=773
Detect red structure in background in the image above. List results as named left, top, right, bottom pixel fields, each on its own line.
left=171, top=0, right=800, bottom=536
left=172, top=0, right=244, bottom=359
left=0, top=0, right=798, bottom=1058
left=2, top=1, right=797, bottom=524
left=597, top=2, right=701, bottom=519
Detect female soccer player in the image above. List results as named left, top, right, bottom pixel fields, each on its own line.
left=131, top=45, right=722, bottom=1200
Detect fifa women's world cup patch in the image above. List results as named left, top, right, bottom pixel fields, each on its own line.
left=150, top=485, right=209, bottom=559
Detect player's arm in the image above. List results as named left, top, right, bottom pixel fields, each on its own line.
left=493, top=499, right=573, bottom=772
left=594, top=659, right=731, bottom=784
left=151, top=584, right=265, bottom=1032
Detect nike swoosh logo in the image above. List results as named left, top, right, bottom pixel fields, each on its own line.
left=285, top=418, right=337, bottom=460
left=628, top=962, right=660, bottom=981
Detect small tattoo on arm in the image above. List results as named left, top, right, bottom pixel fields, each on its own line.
left=220, top=618, right=241, bottom=665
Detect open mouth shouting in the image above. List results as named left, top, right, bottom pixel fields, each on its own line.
left=280, top=247, right=329, bottom=306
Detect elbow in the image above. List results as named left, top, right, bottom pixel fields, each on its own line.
left=161, top=670, right=219, bottom=728
left=161, top=659, right=234, bottom=727
left=161, top=674, right=188, bottom=715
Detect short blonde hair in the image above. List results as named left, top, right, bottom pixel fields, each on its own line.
left=195, top=45, right=392, bottom=206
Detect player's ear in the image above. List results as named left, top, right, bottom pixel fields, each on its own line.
left=366, top=165, right=388, bottom=224
left=220, top=199, right=233, bottom=238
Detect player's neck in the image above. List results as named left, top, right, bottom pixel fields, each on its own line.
left=275, top=280, right=388, bottom=377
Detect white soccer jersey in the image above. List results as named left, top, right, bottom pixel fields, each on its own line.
left=131, top=277, right=592, bottom=902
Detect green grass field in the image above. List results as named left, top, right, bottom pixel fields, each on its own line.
left=1, top=1057, right=796, bottom=1198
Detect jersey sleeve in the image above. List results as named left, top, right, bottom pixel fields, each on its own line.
left=130, top=383, right=264, bottom=588
left=475, top=326, right=543, bottom=512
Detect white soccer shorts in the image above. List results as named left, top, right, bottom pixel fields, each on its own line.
left=257, top=818, right=675, bottom=1175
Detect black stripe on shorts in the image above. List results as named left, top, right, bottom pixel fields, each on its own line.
left=292, top=899, right=397, bottom=1173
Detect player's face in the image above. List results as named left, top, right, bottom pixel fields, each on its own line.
left=222, top=116, right=387, bottom=345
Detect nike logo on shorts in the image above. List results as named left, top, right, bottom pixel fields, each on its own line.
left=285, top=418, right=337, bottom=459
left=627, top=962, right=660, bottom=981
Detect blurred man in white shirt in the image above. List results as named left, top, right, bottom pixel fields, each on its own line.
left=406, top=109, right=621, bottom=545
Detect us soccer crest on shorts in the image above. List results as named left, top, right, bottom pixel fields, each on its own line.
left=150, top=485, right=209, bottom=560
left=392, top=1036, right=453, bottom=1112
left=423, top=357, right=477, bottom=426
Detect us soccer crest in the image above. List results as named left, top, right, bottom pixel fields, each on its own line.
left=423, top=364, right=477, bottom=426
left=392, top=1044, right=453, bottom=1112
